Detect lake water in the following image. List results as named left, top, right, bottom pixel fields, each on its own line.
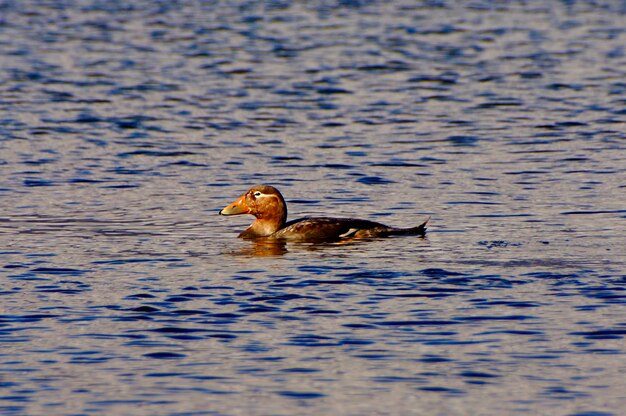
left=1, top=1, right=625, bottom=415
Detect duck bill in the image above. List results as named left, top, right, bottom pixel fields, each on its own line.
left=219, top=195, right=250, bottom=216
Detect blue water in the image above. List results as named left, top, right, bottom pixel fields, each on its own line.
left=1, top=1, right=625, bottom=415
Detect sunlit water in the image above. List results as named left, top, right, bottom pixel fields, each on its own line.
left=1, top=1, right=625, bottom=415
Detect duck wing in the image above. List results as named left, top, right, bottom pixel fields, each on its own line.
left=271, top=217, right=428, bottom=241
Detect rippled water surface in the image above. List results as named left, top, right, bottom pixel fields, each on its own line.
left=1, top=1, right=626, bottom=415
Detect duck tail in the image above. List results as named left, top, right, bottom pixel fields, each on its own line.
left=388, top=216, right=430, bottom=236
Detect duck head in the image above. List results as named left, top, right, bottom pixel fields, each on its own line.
left=219, top=185, right=288, bottom=237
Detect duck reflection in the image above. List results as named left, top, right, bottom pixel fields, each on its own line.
left=236, top=238, right=289, bottom=257
left=230, top=235, right=413, bottom=257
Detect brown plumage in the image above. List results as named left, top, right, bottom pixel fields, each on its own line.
left=219, top=185, right=429, bottom=241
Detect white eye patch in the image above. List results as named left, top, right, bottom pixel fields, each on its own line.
left=253, top=191, right=271, bottom=198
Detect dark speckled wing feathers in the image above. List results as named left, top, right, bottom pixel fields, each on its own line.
left=271, top=217, right=427, bottom=241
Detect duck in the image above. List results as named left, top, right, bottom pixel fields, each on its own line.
left=219, top=185, right=429, bottom=241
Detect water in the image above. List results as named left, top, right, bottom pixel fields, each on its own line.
left=1, top=1, right=625, bottom=415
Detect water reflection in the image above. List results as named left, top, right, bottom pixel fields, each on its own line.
left=233, top=239, right=290, bottom=257
left=228, top=236, right=425, bottom=257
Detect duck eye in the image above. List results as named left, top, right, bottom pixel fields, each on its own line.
left=253, top=191, right=262, bottom=197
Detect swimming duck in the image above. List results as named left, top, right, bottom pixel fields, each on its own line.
left=219, top=185, right=429, bottom=241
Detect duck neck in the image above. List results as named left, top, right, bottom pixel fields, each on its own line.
left=241, top=212, right=287, bottom=238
